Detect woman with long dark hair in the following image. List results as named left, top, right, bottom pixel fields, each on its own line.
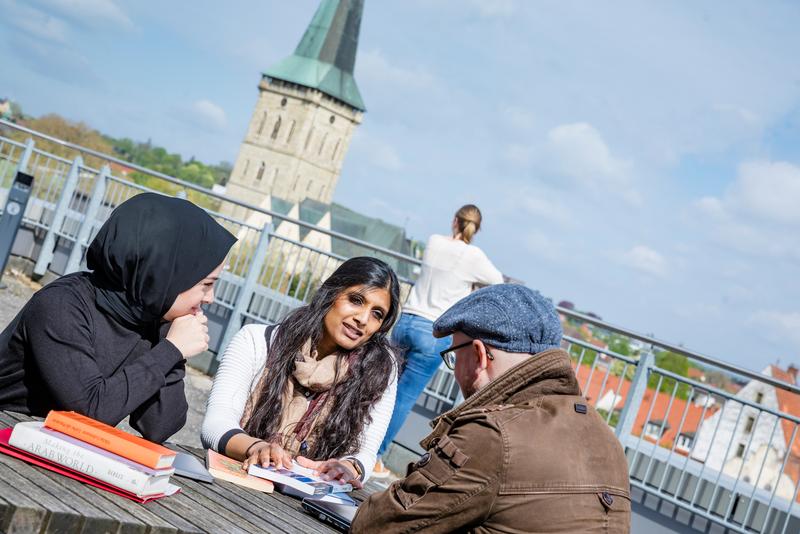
left=201, top=256, right=401, bottom=486
left=0, top=193, right=236, bottom=443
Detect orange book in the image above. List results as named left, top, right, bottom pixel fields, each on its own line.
left=44, top=411, right=176, bottom=469
left=206, top=450, right=273, bottom=493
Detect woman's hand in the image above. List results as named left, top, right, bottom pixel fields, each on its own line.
left=166, top=311, right=209, bottom=358
left=242, top=441, right=293, bottom=470
left=295, top=456, right=364, bottom=489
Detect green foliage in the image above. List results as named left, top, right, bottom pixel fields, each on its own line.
left=649, top=350, right=692, bottom=400
left=110, top=137, right=229, bottom=189
left=568, top=343, right=598, bottom=368
left=597, top=408, right=620, bottom=428
left=607, top=335, right=632, bottom=356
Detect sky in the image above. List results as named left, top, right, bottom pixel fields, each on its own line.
left=2, top=0, right=800, bottom=374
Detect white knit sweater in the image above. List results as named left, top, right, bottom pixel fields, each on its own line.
left=201, top=324, right=397, bottom=482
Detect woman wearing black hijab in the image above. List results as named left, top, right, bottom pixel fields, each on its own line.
left=0, top=193, right=236, bottom=442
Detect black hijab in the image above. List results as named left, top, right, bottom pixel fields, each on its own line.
left=87, top=193, right=236, bottom=327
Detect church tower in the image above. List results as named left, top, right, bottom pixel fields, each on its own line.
left=226, top=0, right=365, bottom=208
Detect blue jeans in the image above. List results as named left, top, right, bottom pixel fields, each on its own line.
left=378, top=313, right=452, bottom=457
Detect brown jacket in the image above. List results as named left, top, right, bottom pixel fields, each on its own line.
left=352, top=349, right=631, bottom=533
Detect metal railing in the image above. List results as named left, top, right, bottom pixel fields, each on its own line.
left=1, top=120, right=799, bottom=533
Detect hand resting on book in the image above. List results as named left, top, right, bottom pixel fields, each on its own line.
left=295, top=456, right=363, bottom=490
left=241, top=441, right=293, bottom=470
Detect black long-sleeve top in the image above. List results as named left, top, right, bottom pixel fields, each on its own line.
left=0, top=272, right=187, bottom=443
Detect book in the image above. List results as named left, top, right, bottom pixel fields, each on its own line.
left=0, top=428, right=180, bottom=504
left=205, top=449, right=273, bottom=493
left=44, top=411, right=176, bottom=469
left=247, top=460, right=353, bottom=497
left=9, top=421, right=173, bottom=496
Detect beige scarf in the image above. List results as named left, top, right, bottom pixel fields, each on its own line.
left=263, top=340, right=349, bottom=455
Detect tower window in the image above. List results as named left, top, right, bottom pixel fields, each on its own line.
left=331, top=139, right=341, bottom=161
left=755, top=392, right=764, bottom=404
left=735, top=443, right=745, bottom=458
left=306, top=180, right=312, bottom=192
left=256, top=162, right=265, bottom=182
left=286, top=120, right=296, bottom=144
left=304, top=128, right=314, bottom=151
left=281, top=97, right=287, bottom=107
left=318, top=133, right=327, bottom=156
left=257, top=112, right=267, bottom=135
left=242, top=159, right=250, bottom=177
left=271, top=117, right=282, bottom=140
left=270, top=168, right=278, bottom=186
left=329, top=115, right=335, bottom=124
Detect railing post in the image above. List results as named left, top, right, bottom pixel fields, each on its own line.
left=65, top=164, right=108, bottom=274
left=615, top=349, right=654, bottom=440
left=17, top=138, right=35, bottom=173
left=33, top=155, right=82, bottom=278
left=213, top=223, right=273, bottom=374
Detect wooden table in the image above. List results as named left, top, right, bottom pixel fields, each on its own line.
left=0, top=411, right=382, bottom=533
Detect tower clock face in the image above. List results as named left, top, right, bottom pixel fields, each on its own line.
left=6, top=202, right=20, bottom=216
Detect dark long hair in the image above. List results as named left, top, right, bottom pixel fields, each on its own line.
left=243, top=257, right=401, bottom=459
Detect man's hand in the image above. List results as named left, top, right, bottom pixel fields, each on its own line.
left=166, top=312, right=209, bottom=358
left=242, top=441, right=293, bottom=470
left=296, top=456, right=363, bottom=489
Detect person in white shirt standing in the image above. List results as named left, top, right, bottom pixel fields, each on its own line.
left=373, top=204, right=504, bottom=477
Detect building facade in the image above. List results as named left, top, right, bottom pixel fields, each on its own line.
left=226, top=0, right=365, bottom=214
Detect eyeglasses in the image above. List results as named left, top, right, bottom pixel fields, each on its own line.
left=439, top=339, right=494, bottom=370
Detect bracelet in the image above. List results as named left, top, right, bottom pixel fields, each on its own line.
left=244, top=439, right=268, bottom=457
left=344, top=456, right=365, bottom=482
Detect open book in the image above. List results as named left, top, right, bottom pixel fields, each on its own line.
left=247, top=460, right=352, bottom=496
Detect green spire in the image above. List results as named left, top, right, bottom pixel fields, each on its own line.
left=264, top=0, right=366, bottom=111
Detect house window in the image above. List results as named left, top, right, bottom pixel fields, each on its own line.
left=644, top=423, right=663, bottom=439
left=256, top=162, right=265, bottom=182
left=271, top=117, right=282, bottom=140
left=676, top=434, right=693, bottom=451
left=286, top=120, right=296, bottom=143
left=735, top=444, right=746, bottom=458
left=755, top=391, right=764, bottom=404
left=257, top=112, right=267, bottom=135
left=744, top=416, right=756, bottom=434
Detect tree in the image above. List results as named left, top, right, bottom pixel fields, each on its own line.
left=649, top=350, right=692, bottom=399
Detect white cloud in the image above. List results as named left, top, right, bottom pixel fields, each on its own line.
left=727, top=161, right=800, bottom=224
left=691, top=160, right=800, bottom=261
left=358, top=49, right=440, bottom=92
left=192, top=100, right=227, bottom=131
left=3, top=2, right=70, bottom=43
left=516, top=185, right=573, bottom=227
left=544, top=122, right=640, bottom=205
left=748, top=310, right=800, bottom=349
left=30, top=0, right=133, bottom=30
left=621, top=245, right=668, bottom=277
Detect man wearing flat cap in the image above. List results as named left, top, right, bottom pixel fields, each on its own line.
left=352, top=284, right=630, bottom=533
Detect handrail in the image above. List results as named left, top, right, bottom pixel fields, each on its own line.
left=0, top=118, right=423, bottom=265
left=559, top=306, right=800, bottom=396
left=3, top=118, right=796, bottom=399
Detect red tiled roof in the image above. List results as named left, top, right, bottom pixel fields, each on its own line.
left=769, top=365, right=800, bottom=467
left=574, top=363, right=717, bottom=453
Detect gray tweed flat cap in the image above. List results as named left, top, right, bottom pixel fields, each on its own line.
left=433, top=284, right=562, bottom=354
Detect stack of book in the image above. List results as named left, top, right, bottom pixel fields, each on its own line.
left=0, top=411, right=180, bottom=503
